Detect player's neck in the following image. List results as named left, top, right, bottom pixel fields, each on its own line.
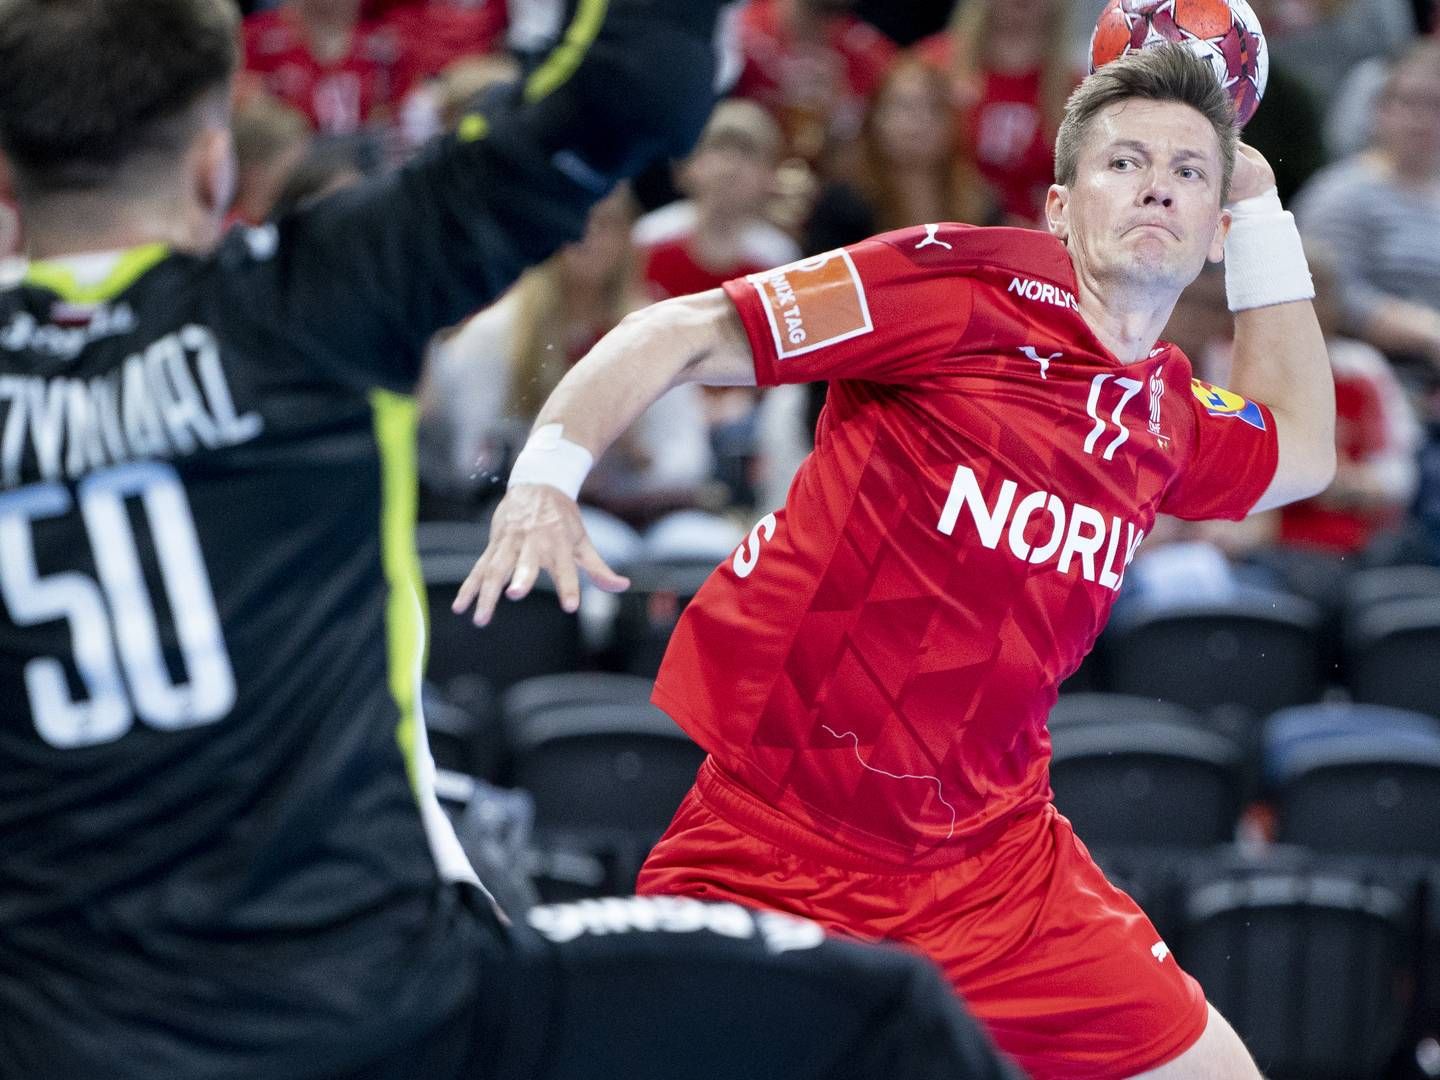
left=21, top=192, right=214, bottom=262
left=1073, top=278, right=1176, bottom=364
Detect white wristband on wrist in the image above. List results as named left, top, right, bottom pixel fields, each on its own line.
left=507, top=423, right=594, bottom=501
left=1223, top=186, right=1314, bottom=312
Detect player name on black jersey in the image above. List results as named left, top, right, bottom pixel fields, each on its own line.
left=0, top=323, right=262, bottom=489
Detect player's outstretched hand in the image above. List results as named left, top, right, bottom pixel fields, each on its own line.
left=1228, top=143, right=1277, bottom=205
left=451, top=485, right=630, bottom=627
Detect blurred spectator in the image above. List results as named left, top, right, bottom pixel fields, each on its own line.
left=1164, top=263, right=1233, bottom=385
left=374, top=0, right=508, bottom=110
left=918, top=0, right=1079, bottom=227
left=418, top=189, right=715, bottom=527
left=244, top=0, right=409, bottom=134
left=805, top=56, right=980, bottom=253
left=242, top=0, right=505, bottom=136
left=1255, top=0, right=1416, bottom=111
left=1295, top=41, right=1440, bottom=371
left=229, top=92, right=313, bottom=225
left=401, top=51, right=521, bottom=147
left=1232, top=65, right=1327, bottom=204
left=0, top=154, right=20, bottom=273
left=636, top=100, right=799, bottom=302
left=732, top=0, right=898, bottom=164
left=270, top=134, right=384, bottom=218
left=854, top=0, right=951, bottom=46
left=634, top=101, right=801, bottom=514
left=1277, top=244, right=1423, bottom=557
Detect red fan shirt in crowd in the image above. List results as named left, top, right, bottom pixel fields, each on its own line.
left=650, top=223, right=1279, bottom=864
left=732, top=0, right=897, bottom=160
left=242, top=4, right=504, bottom=135
left=637, top=205, right=801, bottom=302
left=918, top=34, right=1069, bottom=224
left=1279, top=338, right=1420, bottom=554
left=378, top=3, right=507, bottom=90
left=643, top=240, right=774, bottom=301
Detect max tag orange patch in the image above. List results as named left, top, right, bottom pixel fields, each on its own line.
left=746, top=250, right=874, bottom=360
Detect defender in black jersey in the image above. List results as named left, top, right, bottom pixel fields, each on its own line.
left=0, top=1, right=1017, bottom=1078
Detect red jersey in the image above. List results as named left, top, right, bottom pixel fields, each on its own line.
left=651, top=224, right=1278, bottom=863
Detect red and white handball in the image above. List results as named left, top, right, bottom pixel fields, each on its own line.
left=1089, top=0, right=1269, bottom=126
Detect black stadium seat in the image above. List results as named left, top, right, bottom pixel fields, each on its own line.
left=500, top=671, right=656, bottom=729
left=1102, top=593, right=1326, bottom=717
left=1343, top=564, right=1440, bottom=616
left=1271, top=725, right=1440, bottom=857
left=1344, top=597, right=1440, bottom=718
left=1261, top=702, right=1440, bottom=789
left=418, top=521, right=583, bottom=691
left=1048, top=692, right=1205, bottom=730
left=507, top=702, right=706, bottom=899
left=1177, top=869, right=1413, bottom=1080
left=1048, top=720, right=1245, bottom=848
left=609, top=560, right=716, bottom=676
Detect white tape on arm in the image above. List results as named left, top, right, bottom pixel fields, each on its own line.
left=1224, top=187, right=1314, bottom=312
left=507, top=423, right=594, bottom=500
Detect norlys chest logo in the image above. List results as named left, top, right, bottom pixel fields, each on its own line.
left=1007, top=277, right=1078, bottom=310
left=937, top=464, right=1145, bottom=592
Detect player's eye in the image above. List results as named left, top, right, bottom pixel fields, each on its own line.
left=1177, top=166, right=1203, bottom=181
left=1110, top=157, right=1136, bottom=171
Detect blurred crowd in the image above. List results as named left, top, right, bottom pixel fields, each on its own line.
left=4, top=0, right=1440, bottom=607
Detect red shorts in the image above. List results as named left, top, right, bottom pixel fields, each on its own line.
left=637, top=758, right=1208, bottom=1080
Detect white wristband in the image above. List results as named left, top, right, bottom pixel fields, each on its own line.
left=1223, top=187, right=1314, bottom=312
left=507, top=423, right=594, bottom=501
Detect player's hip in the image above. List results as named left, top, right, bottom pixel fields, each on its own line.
left=637, top=759, right=1209, bottom=1079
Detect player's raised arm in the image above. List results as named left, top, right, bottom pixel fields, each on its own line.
left=452, top=287, right=756, bottom=624
left=1222, top=143, right=1337, bottom=512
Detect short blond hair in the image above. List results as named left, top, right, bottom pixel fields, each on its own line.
left=1054, top=43, right=1238, bottom=202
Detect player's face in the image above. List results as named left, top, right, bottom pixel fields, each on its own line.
left=1046, top=99, right=1230, bottom=297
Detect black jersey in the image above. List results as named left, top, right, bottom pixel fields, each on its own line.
left=0, top=7, right=721, bottom=1063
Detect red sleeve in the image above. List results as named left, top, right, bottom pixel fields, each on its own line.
left=1161, top=379, right=1280, bottom=521
left=721, top=227, right=975, bottom=388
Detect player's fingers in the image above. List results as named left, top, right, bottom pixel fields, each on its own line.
left=453, top=536, right=513, bottom=615
left=472, top=563, right=515, bottom=626
left=452, top=550, right=494, bottom=614
left=465, top=543, right=519, bottom=627
left=505, top=552, right=541, bottom=603
left=576, top=537, right=630, bottom=594
left=550, top=554, right=582, bottom=614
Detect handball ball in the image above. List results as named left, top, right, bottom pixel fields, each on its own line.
left=1089, top=0, right=1269, bottom=126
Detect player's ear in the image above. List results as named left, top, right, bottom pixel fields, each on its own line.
left=1206, top=206, right=1231, bottom=264
left=1044, top=184, right=1070, bottom=242
left=194, top=126, right=237, bottom=221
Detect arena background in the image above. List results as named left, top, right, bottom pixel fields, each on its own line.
left=3, top=1, right=1439, bottom=1076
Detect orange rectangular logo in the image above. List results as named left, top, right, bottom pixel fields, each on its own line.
left=746, top=250, right=873, bottom=360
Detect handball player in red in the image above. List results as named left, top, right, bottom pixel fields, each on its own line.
left=460, top=43, right=1334, bottom=1080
